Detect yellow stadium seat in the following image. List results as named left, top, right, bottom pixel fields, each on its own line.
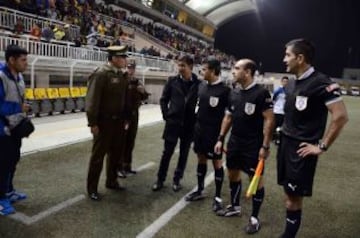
left=46, top=88, right=60, bottom=99
left=58, top=88, right=71, bottom=98
left=34, top=88, right=48, bottom=100
left=80, top=87, right=87, bottom=97
left=24, top=88, right=34, bottom=100
left=70, top=87, right=81, bottom=97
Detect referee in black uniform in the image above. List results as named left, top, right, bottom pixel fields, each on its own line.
left=184, top=59, right=230, bottom=213
left=214, top=59, right=274, bottom=234
left=277, top=39, right=348, bottom=238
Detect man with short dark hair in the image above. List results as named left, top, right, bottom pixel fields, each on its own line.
left=152, top=55, right=200, bottom=192
left=0, top=44, right=31, bottom=215
left=278, top=38, right=348, bottom=238
left=214, top=59, right=274, bottom=234
left=185, top=59, right=230, bottom=213
left=273, top=76, right=289, bottom=145
left=86, top=45, right=130, bottom=201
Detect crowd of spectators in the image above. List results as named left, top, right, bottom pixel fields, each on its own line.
left=1, top=0, right=234, bottom=66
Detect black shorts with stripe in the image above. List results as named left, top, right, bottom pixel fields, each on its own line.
left=277, top=134, right=318, bottom=197
left=193, top=124, right=222, bottom=160
left=225, top=134, right=262, bottom=176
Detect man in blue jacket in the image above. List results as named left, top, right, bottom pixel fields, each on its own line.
left=273, top=76, right=289, bottom=145
left=152, top=55, right=200, bottom=192
left=0, top=45, right=31, bottom=215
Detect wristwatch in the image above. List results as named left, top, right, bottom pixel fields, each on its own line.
left=261, top=145, right=270, bottom=150
left=318, top=142, right=328, bottom=152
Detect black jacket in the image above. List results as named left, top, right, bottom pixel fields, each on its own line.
left=160, top=73, right=200, bottom=128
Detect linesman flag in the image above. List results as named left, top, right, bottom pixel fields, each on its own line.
left=246, top=158, right=265, bottom=198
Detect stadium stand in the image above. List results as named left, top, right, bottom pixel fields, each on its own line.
left=0, top=0, right=238, bottom=117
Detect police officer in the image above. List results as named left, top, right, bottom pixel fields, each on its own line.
left=0, top=45, right=31, bottom=215
left=152, top=55, right=200, bottom=192
left=117, top=61, right=149, bottom=178
left=214, top=59, right=274, bottom=234
left=86, top=45, right=130, bottom=201
left=184, top=59, right=230, bottom=213
left=278, top=39, right=348, bottom=238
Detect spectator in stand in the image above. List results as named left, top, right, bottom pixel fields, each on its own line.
left=30, top=23, right=42, bottom=40
left=87, top=35, right=97, bottom=46
left=13, top=19, right=24, bottom=36
left=113, top=35, right=122, bottom=46
left=42, top=23, right=54, bottom=42
left=89, top=21, right=98, bottom=35
left=96, top=36, right=108, bottom=48
left=36, top=0, right=49, bottom=17
left=140, top=47, right=148, bottom=55
left=63, top=24, right=74, bottom=41
left=53, top=25, right=65, bottom=40
left=97, top=20, right=107, bottom=36
left=74, top=36, right=82, bottom=47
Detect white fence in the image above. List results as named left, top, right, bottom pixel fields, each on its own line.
left=0, top=33, right=177, bottom=87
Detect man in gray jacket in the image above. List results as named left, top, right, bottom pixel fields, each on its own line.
left=0, top=45, right=31, bottom=215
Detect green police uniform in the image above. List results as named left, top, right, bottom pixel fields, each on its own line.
left=86, top=46, right=129, bottom=198
left=119, top=63, right=149, bottom=174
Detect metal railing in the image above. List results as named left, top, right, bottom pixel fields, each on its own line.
left=0, top=33, right=177, bottom=83
left=0, top=33, right=108, bottom=61
left=0, top=7, right=80, bottom=38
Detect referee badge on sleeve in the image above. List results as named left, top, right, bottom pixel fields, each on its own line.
left=209, top=96, right=219, bottom=107
left=244, top=102, right=256, bottom=115
left=295, top=96, right=308, bottom=111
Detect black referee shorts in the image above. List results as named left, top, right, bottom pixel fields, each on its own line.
left=193, top=124, right=222, bottom=160
left=225, top=135, right=262, bottom=176
left=277, top=134, right=318, bottom=197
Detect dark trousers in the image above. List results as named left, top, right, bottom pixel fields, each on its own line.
left=0, top=135, right=22, bottom=199
left=275, top=114, right=285, bottom=129
left=87, top=120, right=126, bottom=194
left=119, top=111, right=139, bottom=171
left=157, top=136, right=192, bottom=183
left=273, top=114, right=285, bottom=143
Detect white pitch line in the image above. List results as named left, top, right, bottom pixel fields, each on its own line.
left=7, top=162, right=155, bottom=225
left=9, top=194, right=85, bottom=225
left=136, top=171, right=215, bottom=238
left=8, top=212, right=32, bottom=225
left=136, top=162, right=156, bottom=172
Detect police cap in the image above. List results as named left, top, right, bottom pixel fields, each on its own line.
left=107, top=45, right=128, bottom=57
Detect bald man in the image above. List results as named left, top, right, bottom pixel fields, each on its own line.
left=214, top=59, right=274, bottom=234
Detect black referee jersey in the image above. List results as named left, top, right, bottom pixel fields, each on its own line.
left=196, top=81, right=230, bottom=129
left=228, top=83, right=273, bottom=144
left=282, top=71, right=341, bottom=142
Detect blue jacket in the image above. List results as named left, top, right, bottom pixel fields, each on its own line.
left=0, top=63, right=23, bottom=136
left=273, top=86, right=285, bottom=101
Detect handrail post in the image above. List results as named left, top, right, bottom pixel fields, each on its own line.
left=30, top=57, right=39, bottom=89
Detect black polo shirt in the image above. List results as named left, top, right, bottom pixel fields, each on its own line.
left=282, top=70, right=342, bottom=141
left=228, top=83, right=273, bottom=143
left=197, top=80, right=230, bottom=129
